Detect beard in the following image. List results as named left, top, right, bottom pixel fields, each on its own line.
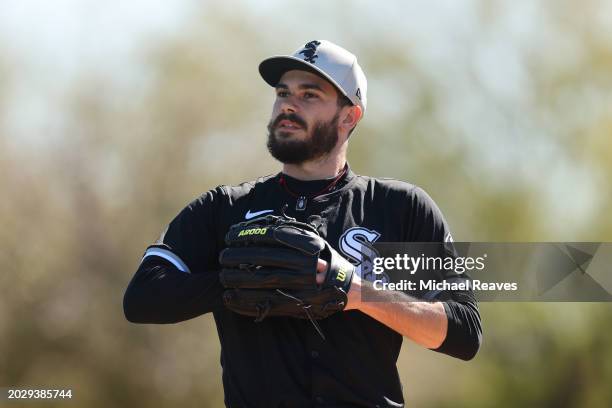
left=266, top=112, right=340, bottom=164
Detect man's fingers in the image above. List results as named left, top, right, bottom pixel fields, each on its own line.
left=316, top=259, right=328, bottom=284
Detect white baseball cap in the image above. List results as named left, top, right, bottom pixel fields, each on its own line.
left=259, top=40, right=367, bottom=113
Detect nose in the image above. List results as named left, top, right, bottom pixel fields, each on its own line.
left=279, top=95, right=298, bottom=114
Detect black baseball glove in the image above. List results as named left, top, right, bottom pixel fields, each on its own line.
left=218, top=213, right=355, bottom=339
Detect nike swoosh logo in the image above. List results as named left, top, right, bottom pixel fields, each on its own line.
left=244, top=209, right=274, bottom=220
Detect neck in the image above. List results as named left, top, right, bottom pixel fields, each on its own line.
left=282, top=154, right=346, bottom=181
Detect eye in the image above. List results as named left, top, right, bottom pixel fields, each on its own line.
left=276, top=90, right=289, bottom=97
left=303, top=92, right=318, bottom=99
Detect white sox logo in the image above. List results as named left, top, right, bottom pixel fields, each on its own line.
left=299, top=40, right=321, bottom=63
left=339, top=227, right=388, bottom=283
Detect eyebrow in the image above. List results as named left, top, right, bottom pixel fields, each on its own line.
left=276, top=83, right=325, bottom=92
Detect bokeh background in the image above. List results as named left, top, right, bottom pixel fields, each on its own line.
left=1, top=0, right=612, bottom=406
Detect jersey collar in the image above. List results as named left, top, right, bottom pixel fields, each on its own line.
left=276, top=163, right=356, bottom=199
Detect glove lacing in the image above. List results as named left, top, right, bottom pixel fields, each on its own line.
left=254, top=299, right=272, bottom=323
left=275, top=289, right=326, bottom=340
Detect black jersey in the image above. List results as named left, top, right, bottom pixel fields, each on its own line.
left=124, top=165, right=482, bottom=408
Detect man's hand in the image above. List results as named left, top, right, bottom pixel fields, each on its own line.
left=315, top=259, right=328, bottom=285
left=315, top=258, right=362, bottom=311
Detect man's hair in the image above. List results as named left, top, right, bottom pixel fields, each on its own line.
left=336, top=91, right=357, bottom=137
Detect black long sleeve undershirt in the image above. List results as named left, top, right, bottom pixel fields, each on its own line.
left=432, top=300, right=482, bottom=361
left=123, top=257, right=224, bottom=324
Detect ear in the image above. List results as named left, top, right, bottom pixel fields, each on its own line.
left=339, top=105, right=362, bottom=134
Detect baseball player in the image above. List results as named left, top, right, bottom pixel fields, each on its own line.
left=124, top=40, right=482, bottom=408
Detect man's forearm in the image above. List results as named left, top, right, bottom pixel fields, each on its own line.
left=346, top=274, right=448, bottom=349
left=123, top=258, right=224, bottom=324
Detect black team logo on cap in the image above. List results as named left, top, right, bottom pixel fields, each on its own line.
left=299, top=41, right=321, bottom=64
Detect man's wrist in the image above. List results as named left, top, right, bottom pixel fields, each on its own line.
left=346, top=273, right=362, bottom=310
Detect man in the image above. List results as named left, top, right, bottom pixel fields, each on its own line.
left=124, top=40, right=482, bottom=408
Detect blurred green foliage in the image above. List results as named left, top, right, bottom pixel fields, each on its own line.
left=0, top=1, right=611, bottom=407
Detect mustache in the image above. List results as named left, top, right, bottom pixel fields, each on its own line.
left=268, top=113, right=308, bottom=131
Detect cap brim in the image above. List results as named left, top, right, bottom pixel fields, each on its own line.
left=258, top=56, right=351, bottom=100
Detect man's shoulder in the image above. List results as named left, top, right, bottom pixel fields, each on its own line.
left=217, top=173, right=279, bottom=199
left=352, top=173, right=420, bottom=196
left=351, top=173, right=442, bottom=210
left=185, top=173, right=279, bottom=210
